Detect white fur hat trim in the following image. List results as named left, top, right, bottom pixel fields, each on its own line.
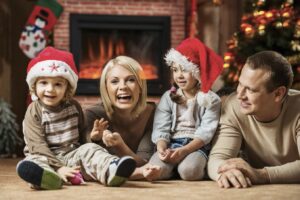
left=164, top=48, right=200, bottom=81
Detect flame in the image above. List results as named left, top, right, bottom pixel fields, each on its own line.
left=79, top=36, right=158, bottom=80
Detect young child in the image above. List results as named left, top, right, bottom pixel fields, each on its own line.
left=16, top=47, right=136, bottom=190
left=149, top=38, right=223, bottom=181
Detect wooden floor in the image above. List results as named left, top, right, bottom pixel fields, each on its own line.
left=0, top=159, right=299, bottom=200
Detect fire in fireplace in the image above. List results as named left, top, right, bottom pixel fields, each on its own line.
left=70, top=14, right=171, bottom=95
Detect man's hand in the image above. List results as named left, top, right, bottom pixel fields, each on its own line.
left=90, top=118, right=109, bottom=141
left=217, top=158, right=269, bottom=188
left=102, top=130, right=125, bottom=148
left=57, top=166, right=80, bottom=183
left=217, top=168, right=252, bottom=188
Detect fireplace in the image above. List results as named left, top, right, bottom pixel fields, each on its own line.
left=70, top=14, right=171, bottom=95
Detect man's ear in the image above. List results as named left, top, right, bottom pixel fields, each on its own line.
left=274, top=86, right=287, bottom=102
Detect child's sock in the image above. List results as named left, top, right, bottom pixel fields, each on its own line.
left=107, top=156, right=136, bottom=187
left=16, top=160, right=62, bottom=190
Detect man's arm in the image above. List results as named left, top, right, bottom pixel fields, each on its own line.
left=264, top=128, right=300, bottom=183
left=207, top=93, right=242, bottom=180
left=207, top=122, right=243, bottom=180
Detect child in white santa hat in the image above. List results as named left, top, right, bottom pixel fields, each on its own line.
left=149, top=38, right=223, bottom=180
left=16, top=47, right=136, bottom=189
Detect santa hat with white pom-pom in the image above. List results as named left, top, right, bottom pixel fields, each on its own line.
left=26, top=46, right=78, bottom=101
left=165, top=38, right=223, bottom=107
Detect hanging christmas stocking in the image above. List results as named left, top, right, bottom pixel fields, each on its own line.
left=19, top=0, right=63, bottom=58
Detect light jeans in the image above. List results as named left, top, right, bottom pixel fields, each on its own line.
left=149, top=138, right=208, bottom=181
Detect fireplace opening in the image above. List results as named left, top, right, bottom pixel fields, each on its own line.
left=70, top=14, right=171, bottom=95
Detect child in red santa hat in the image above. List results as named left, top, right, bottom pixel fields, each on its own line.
left=149, top=38, right=223, bottom=180
left=16, top=47, right=136, bottom=189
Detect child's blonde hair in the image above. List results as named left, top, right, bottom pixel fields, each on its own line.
left=30, top=78, right=74, bottom=102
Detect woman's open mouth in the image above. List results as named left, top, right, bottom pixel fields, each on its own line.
left=117, top=94, right=132, bottom=103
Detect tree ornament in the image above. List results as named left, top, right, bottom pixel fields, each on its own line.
left=275, top=21, right=283, bottom=28
left=245, top=26, right=255, bottom=38
left=294, top=30, right=300, bottom=38
left=283, top=20, right=290, bottom=28
left=291, top=40, right=300, bottom=51
left=223, top=63, right=230, bottom=68
left=212, top=0, right=223, bottom=6
left=258, top=25, right=266, bottom=35
left=257, top=0, right=265, bottom=7
left=224, top=52, right=234, bottom=62
left=282, top=11, right=291, bottom=18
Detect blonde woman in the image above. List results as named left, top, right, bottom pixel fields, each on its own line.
left=85, top=56, right=161, bottom=181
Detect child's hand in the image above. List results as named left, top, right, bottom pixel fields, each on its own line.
left=91, top=118, right=109, bottom=141
left=168, top=147, right=188, bottom=164
left=102, top=130, right=125, bottom=148
left=57, top=166, right=80, bottom=183
left=156, top=140, right=171, bottom=161
left=158, top=148, right=173, bottom=161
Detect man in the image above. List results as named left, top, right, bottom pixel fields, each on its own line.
left=208, top=51, right=300, bottom=188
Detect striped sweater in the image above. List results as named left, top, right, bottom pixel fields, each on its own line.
left=23, top=99, right=86, bottom=169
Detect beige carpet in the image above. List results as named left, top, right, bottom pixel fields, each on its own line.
left=0, top=159, right=299, bottom=200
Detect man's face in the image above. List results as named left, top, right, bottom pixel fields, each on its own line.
left=236, top=64, right=276, bottom=120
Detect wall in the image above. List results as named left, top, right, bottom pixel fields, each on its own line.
left=55, top=0, right=186, bottom=50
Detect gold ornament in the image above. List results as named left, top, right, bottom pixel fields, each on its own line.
left=291, top=40, right=300, bottom=51
left=257, top=0, right=265, bottom=6
left=223, top=63, right=230, bottom=68
left=245, top=26, right=255, bottom=38
left=294, top=30, right=300, bottom=38
left=258, top=25, right=266, bottom=35
left=233, top=74, right=239, bottom=81
left=275, top=22, right=283, bottom=28
left=282, top=11, right=291, bottom=18
left=265, top=11, right=274, bottom=19
left=283, top=20, right=290, bottom=28
left=212, top=0, right=223, bottom=6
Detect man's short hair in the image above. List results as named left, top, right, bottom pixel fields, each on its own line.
left=245, top=51, right=294, bottom=92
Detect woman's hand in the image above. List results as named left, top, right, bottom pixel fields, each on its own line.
left=90, top=118, right=109, bottom=141
left=102, top=130, right=125, bottom=148
left=57, top=166, right=80, bottom=183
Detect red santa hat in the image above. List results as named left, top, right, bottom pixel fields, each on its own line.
left=165, top=38, right=223, bottom=93
left=26, top=46, right=78, bottom=98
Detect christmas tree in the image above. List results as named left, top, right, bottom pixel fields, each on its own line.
left=222, top=0, right=300, bottom=89
left=0, top=98, right=23, bottom=158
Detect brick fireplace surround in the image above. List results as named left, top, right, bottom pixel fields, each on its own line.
left=54, top=0, right=186, bottom=107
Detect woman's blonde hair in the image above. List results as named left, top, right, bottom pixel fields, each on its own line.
left=100, top=56, right=147, bottom=119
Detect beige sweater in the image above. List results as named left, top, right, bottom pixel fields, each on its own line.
left=208, top=90, right=300, bottom=183
left=84, top=102, right=156, bottom=161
